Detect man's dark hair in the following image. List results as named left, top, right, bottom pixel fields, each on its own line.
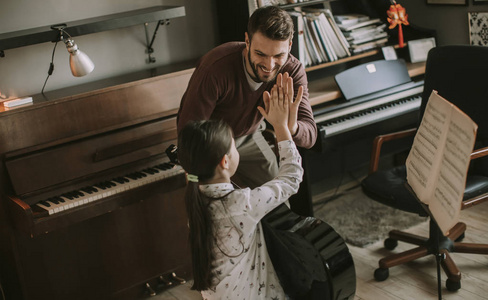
left=247, top=5, right=294, bottom=41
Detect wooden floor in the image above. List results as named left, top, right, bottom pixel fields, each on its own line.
left=153, top=196, right=488, bottom=300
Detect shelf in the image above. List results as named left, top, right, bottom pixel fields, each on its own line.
left=303, top=43, right=412, bottom=72
left=0, top=5, right=185, bottom=52
left=304, top=49, right=381, bottom=72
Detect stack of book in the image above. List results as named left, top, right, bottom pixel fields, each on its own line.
left=288, top=9, right=351, bottom=67
left=258, top=0, right=317, bottom=6
left=334, top=14, right=389, bottom=54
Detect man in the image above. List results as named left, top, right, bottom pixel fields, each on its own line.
left=177, top=5, right=317, bottom=188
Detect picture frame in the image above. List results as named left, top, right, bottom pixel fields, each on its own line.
left=469, top=12, right=488, bottom=45
left=408, top=38, right=436, bottom=63
left=473, top=0, right=488, bottom=4
left=426, top=0, right=467, bottom=5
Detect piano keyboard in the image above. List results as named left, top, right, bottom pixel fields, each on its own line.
left=36, top=162, right=184, bottom=215
left=315, top=85, right=423, bottom=137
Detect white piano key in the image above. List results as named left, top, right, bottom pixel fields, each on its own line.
left=320, top=94, right=421, bottom=137
left=315, top=85, right=424, bottom=124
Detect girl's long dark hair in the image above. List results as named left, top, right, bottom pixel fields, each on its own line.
left=177, top=120, right=233, bottom=291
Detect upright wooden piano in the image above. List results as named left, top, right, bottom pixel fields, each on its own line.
left=0, top=63, right=194, bottom=300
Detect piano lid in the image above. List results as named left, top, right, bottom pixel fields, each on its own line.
left=335, top=59, right=412, bottom=101
left=5, top=117, right=177, bottom=202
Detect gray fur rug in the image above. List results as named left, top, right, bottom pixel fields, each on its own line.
left=313, top=184, right=428, bottom=248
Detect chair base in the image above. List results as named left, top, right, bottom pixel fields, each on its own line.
left=374, top=221, right=488, bottom=291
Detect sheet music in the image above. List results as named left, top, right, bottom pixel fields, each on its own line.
left=406, top=90, right=477, bottom=235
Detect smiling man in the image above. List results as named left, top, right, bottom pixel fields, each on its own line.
left=177, top=5, right=317, bottom=188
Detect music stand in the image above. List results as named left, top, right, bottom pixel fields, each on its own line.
left=404, top=182, right=453, bottom=300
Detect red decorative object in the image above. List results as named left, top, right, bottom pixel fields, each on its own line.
left=387, top=1, right=409, bottom=48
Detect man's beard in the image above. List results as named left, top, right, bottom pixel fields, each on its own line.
left=248, top=49, right=280, bottom=83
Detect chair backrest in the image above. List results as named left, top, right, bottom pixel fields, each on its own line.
left=420, top=45, right=488, bottom=175
left=420, top=45, right=488, bottom=140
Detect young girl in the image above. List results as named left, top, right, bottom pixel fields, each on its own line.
left=177, top=82, right=303, bottom=299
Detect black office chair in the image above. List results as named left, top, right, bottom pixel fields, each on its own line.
left=361, top=45, right=488, bottom=291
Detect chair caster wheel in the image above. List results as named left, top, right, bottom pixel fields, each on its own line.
left=455, top=233, right=465, bottom=242
left=446, top=279, right=461, bottom=291
left=384, top=238, right=398, bottom=250
left=374, top=268, right=389, bottom=281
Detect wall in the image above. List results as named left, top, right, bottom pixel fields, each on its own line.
left=338, top=0, right=488, bottom=46
left=405, top=0, right=488, bottom=46
left=1, top=0, right=487, bottom=100
left=0, top=0, right=218, bottom=99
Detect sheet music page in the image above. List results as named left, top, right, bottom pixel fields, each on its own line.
left=429, top=97, right=477, bottom=235
left=406, top=91, right=451, bottom=203
left=406, top=90, right=477, bottom=235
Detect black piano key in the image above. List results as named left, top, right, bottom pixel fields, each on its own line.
left=49, top=197, right=62, bottom=204
left=39, top=200, right=51, bottom=207
left=142, top=168, right=156, bottom=174
left=61, top=193, right=73, bottom=200
left=113, top=177, right=128, bottom=184
left=127, top=172, right=146, bottom=180
left=95, top=182, right=109, bottom=190
left=155, top=163, right=174, bottom=171
left=81, top=186, right=97, bottom=194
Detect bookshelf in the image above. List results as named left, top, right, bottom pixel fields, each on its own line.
left=305, top=47, right=379, bottom=72
left=214, top=0, right=435, bottom=110
left=215, top=0, right=435, bottom=83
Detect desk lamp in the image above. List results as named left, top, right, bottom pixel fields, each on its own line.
left=41, top=25, right=95, bottom=94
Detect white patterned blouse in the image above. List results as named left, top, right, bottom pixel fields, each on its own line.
left=199, top=140, right=303, bottom=300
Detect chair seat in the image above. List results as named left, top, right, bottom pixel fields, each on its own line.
left=361, top=166, right=426, bottom=215
left=464, top=175, right=488, bottom=199
left=361, top=166, right=488, bottom=216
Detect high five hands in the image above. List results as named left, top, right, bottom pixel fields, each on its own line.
left=259, top=72, right=303, bottom=136
left=258, top=73, right=303, bottom=142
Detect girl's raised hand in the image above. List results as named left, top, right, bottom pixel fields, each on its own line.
left=258, top=84, right=287, bottom=127
left=275, top=72, right=303, bottom=136
left=258, top=84, right=292, bottom=142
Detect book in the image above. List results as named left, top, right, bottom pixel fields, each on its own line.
left=302, top=8, right=350, bottom=59
left=311, top=15, right=337, bottom=61
left=323, top=9, right=351, bottom=57
left=349, top=31, right=388, bottom=45
left=288, top=11, right=310, bottom=66
left=337, top=18, right=382, bottom=32
left=406, top=90, right=478, bottom=235
left=333, top=14, right=370, bottom=26
left=350, top=38, right=388, bottom=54
left=317, top=12, right=347, bottom=58
left=302, top=15, right=324, bottom=65
left=343, top=24, right=387, bottom=40
left=257, top=0, right=288, bottom=7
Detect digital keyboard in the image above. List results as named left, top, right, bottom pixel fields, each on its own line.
left=36, top=162, right=184, bottom=215
left=315, top=84, right=423, bottom=138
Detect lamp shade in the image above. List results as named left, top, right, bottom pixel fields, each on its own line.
left=65, top=39, right=94, bottom=77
